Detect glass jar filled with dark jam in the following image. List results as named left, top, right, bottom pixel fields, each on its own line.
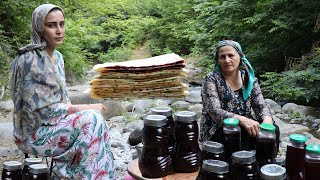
left=138, top=115, right=172, bottom=178
left=256, top=123, right=276, bottom=168
left=304, top=144, right=320, bottom=180
left=151, top=107, right=175, bottom=156
left=196, top=159, right=229, bottom=180
left=260, top=164, right=286, bottom=180
left=2, top=161, right=22, bottom=180
left=29, top=164, right=49, bottom=180
left=231, top=150, right=258, bottom=180
left=22, top=158, right=43, bottom=180
left=200, top=141, right=224, bottom=166
left=286, top=134, right=307, bottom=180
left=223, top=118, right=241, bottom=162
left=173, top=111, right=200, bottom=173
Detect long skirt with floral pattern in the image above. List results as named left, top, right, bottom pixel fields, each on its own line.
left=14, top=109, right=115, bottom=180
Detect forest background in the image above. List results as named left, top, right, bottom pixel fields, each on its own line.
left=0, top=0, right=320, bottom=107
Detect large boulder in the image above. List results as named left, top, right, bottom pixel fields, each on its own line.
left=185, top=63, right=205, bottom=85
left=265, top=99, right=281, bottom=114
left=0, top=100, right=14, bottom=112
left=282, top=103, right=319, bottom=118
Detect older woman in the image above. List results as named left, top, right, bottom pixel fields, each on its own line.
left=200, top=40, right=279, bottom=151
left=10, top=4, right=114, bottom=179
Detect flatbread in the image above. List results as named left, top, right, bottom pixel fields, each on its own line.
left=91, top=83, right=188, bottom=92
left=93, top=53, right=185, bottom=72
left=95, top=68, right=189, bottom=80
left=90, top=53, right=189, bottom=99
left=90, top=90, right=189, bottom=99
left=89, top=76, right=182, bottom=86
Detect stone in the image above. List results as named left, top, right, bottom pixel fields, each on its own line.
left=282, top=103, right=319, bottom=118
left=185, top=63, right=205, bottom=85
left=171, top=101, right=190, bottom=110
left=128, top=129, right=142, bottom=146
left=185, top=90, right=202, bottom=103
left=188, top=104, right=203, bottom=117
left=275, top=113, right=288, bottom=119
left=0, top=100, right=14, bottom=111
left=125, top=119, right=144, bottom=133
left=0, top=122, right=14, bottom=140
left=132, top=99, right=154, bottom=110
left=265, top=99, right=282, bottom=113
left=273, top=116, right=310, bottom=139
left=110, top=116, right=125, bottom=123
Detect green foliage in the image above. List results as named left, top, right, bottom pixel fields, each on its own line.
left=288, top=111, right=305, bottom=119
left=193, top=0, right=320, bottom=72
left=261, top=53, right=320, bottom=105
left=147, top=0, right=198, bottom=56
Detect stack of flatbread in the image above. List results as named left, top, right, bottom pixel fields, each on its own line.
left=89, top=53, right=189, bottom=99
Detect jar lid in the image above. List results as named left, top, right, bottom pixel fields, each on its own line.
left=260, top=164, right=286, bottom=180
left=202, top=160, right=229, bottom=174
left=260, top=123, right=276, bottom=132
left=306, top=144, right=320, bottom=154
left=232, top=151, right=256, bottom=164
left=174, top=111, right=196, bottom=122
left=3, top=161, right=22, bottom=171
left=275, top=156, right=285, bottom=167
left=24, top=158, right=43, bottom=166
left=289, top=134, right=307, bottom=143
left=29, top=164, right=49, bottom=174
left=151, top=107, right=172, bottom=117
left=144, top=115, right=167, bottom=127
left=223, top=118, right=239, bottom=126
left=202, top=141, right=224, bottom=153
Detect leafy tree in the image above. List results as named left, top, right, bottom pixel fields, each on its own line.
left=193, top=0, right=320, bottom=73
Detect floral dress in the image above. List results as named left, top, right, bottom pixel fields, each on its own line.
left=13, top=50, right=115, bottom=180
left=200, top=70, right=276, bottom=150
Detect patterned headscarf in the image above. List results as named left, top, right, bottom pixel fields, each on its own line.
left=31, top=4, right=64, bottom=45
left=215, top=40, right=255, bottom=100
left=10, top=4, right=67, bottom=139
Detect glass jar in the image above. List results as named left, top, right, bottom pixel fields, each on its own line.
left=196, top=160, right=229, bottom=180
left=256, top=123, right=276, bottom=168
left=151, top=107, right=175, bottom=156
left=138, top=115, right=172, bottom=178
left=22, top=158, right=43, bottom=180
left=173, top=111, right=200, bottom=173
left=231, top=150, right=258, bottom=180
left=275, top=156, right=285, bottom=167
left=200, top=141, right=224, bottom=166
left=29, top=164, right=50, bottom=180
left=223, top=118, right=241, bottom=162
left=286, top=134, right=307, bottom=180
left=2, top=161, right=22, bottom=180
left=260, top=164, right=286, bottom=180
left=304, top=144, right=320, bottom=180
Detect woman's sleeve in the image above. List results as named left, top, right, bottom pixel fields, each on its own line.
left=201, top=75, right=235, bottom=126
left=23, top=52, right=69, bottom=125
left=55, top=50, right=71, bottom=103
left=251, top=78, right=271, bottom=122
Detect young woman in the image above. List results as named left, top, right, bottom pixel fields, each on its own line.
left=10, top=4, right=114, bottom=179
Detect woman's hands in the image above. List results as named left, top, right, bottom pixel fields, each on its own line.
left=84, top=103, right=106, bottom=113
left=233, top=114, right=260, bottom=137
left=233, top=115, right=274, bottom=137
left=240, top=118, right=260, bottom=137
left=67, top=103, right=106, bottom=114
